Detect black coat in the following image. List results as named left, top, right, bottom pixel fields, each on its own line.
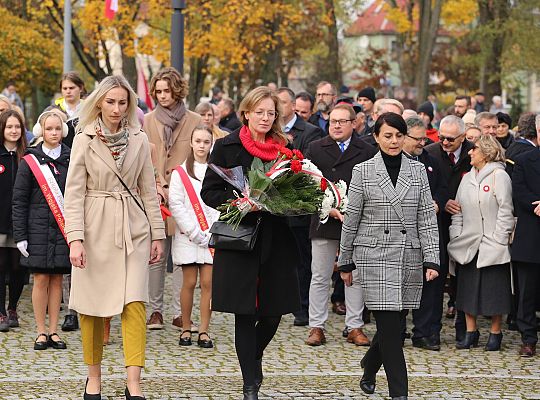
left=287, top=116, right=324, bottom=228
left=63, top=118, right=78, bottom=149
left=0, top=145, right=19, bottom=234
left=201, top=131, right=301, bottom=316
left=308, top=112, right=329, bottom=135
left=219, top=111, right=242, bottom=132
left=415, top=150, right=448, bottom=208
left=12, top=144, right=71, bottom=270
left=425, top=140, right=473, bottom=258
left=306, top=134, right=377, bottom=240
left=505, top=138, right=537, bottom=177
left=511, top=149, right=540, bottom=264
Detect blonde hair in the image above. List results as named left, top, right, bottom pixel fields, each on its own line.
left=475, top=134, right=505, bottom=163
left=0, top=94, right=12, bottom=110
left=77, top=75, right=140, bottom=132
left=238, top=86, right=287, bottom=145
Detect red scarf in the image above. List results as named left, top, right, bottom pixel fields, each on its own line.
left=239, top=125, right=281, bottom=161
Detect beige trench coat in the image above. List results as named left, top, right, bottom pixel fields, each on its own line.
left=64, top=123, right=166, bottom=317
left=143, top=108, right=201, bottom=235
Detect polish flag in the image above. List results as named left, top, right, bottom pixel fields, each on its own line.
left=105, top=0, right=118, bottom=20
left=137, top=60, right=154, bottom=110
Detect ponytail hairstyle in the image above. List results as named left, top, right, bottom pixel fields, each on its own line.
left=185, top=125, right=213, bottom=181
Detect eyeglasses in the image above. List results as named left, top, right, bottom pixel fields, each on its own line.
left=407, top=135, right=427, bottom=143
left=439, top=133, right=463, bottom=143
left=329, top=119, right=353, bottom=126
left=316, top=93, right=335, bottom=98
left=252, top=110, right=278, bottom=119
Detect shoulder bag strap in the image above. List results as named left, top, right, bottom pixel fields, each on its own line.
left=117, top=174, right=147, bottom=216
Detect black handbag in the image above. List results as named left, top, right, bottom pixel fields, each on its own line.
left=208, top=217, right=261, bottom=252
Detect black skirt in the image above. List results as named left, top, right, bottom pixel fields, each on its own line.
left=456, top=254, right=512, bottom=316
left=27, top=266, right=71, bottom=275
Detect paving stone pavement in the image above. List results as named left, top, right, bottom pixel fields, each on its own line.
left=1, top=275, right=539, bottom=399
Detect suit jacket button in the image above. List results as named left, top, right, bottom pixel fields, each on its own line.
left=401, top=229, right=407, bottom=234
left=384, top=230, right=389, bottom=234
left=332, top=168, right=336, bottom=172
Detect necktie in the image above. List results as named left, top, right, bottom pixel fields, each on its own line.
left=339, top=142, right=345, bottom=153
left=448, top=152, right=455, bottom=164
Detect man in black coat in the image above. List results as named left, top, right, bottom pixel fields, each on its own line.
left=403, top=116, right=448, bottom=350
left=506, top=112, right=538, bottom=177
left=308, top=81, right=337, bottom=135
left=305, top=104, right=377, bottom=346
left=217, top=98, right=242, bottom=132
left=277, top=87, right=324, bottom=326
left=511, top=146, right=540, bottom=358
left=426, top=115, right=473, bottom=343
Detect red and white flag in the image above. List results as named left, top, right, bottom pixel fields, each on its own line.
left=105, top=0, right=119, bottom=20
left=137, top=59, right=154, bottom=110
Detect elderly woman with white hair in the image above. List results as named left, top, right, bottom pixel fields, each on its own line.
left=447, top=135, right=515, bottom=351
left=64, top=75, right=165, bottom=400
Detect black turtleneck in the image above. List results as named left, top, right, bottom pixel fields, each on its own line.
left=381, top=151, right=402, bottom=187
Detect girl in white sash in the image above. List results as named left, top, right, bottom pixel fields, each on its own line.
left=12, top=109, right=71, bottom=350
left=169, top=126, right=219, bottom=348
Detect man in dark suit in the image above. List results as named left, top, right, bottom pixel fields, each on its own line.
left=403, top=116, right=448, bottom=350
left=506, top=112, right=539, bottom=177
left=305, top=104, right=377, bottom=346
left=277, top=87, right=324, bottom=326
left=511, top=147, right=540, bottom=357
left=426, top=115, right=473, bottom=343
left=217, top=98, right=242, bottom=132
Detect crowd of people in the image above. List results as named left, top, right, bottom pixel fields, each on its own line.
left=0, top=68, right=539, bottom=400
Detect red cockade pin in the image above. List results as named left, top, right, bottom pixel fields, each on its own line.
left=0, top=164, right=5, bottom=174
left=483, top=185, right=490, bottom=192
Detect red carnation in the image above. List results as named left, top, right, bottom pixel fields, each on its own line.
left=292, top=149, right=304, bottom=160
left=281, top=148, right=293, bottom=160
left=320, top=179, right=328, bottom=191
left=290, top=159, right=302, bottom=173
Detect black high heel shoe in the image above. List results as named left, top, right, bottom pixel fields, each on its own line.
left=125, top=386, right=146, bottom=400
left=359, top=357, right=376, bottom=394
left=485, top=332, right=503, bottom=351
left=456, top=330, right=480, bottom=349
left=242, top=384, right=259, bottom=400
left=83, top=378, right=102, bottom=400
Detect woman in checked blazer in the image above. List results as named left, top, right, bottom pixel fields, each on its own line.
left=338, top=112, right=440, bottom=400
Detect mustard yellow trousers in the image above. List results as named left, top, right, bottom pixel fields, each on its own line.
left=80, top=301, right=146, bottom=367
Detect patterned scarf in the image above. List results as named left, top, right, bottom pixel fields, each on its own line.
left=154, top=101, right=186, bottom=151
left=95, top=118, right=129, bottom=171
left=239, top=125, right=281, bottom=161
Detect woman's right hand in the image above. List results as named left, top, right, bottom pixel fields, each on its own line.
left=70, top=240, right=87, bottom=268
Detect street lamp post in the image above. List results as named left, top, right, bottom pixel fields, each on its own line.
left=171, top=0, right=186, bottom=74
left=63, top=0, right=72, bottom=72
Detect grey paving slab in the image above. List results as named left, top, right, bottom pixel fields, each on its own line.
left=1, top=275, right=539, bottom=399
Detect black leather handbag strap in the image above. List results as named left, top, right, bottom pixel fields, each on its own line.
left=117, top=175, right=146, bottom=216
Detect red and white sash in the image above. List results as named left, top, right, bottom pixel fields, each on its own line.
left=175, top=165, right=213, bottom=256
left=23, top=154, right=67, bottom=243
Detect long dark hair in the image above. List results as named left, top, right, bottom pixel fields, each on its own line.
left=0, top=110, right=27, bottom=162
left=186, top=125, right=213, bottom=181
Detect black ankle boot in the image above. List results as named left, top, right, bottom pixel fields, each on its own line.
left=456, top=330, right=480, bottom=349
left=242, top=384, right=259, bottom=400
left=254, top=359, right=263, bottom=389
left=484, top=332, right=503, bottom=351
left=392, top=396, right=408, bottom=399
left=359, top=356, right=376, bottom=394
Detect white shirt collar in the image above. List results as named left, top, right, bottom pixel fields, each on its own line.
left=284, top=114, right=297, bottom=133
left=337, top=137, right=352, bottom=151
left=42, top=144, right=62, bottom=160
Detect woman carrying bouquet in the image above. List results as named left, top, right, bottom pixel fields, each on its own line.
left=201, top=86, right=301, bottom=400
left=169, top=126, right=219, bottom=348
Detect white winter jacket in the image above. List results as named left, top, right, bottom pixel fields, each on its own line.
left=447, top=162, right=515, bottom=268
left=169, top=162, right=220, bottom=265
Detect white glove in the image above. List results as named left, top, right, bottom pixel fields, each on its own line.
left=16, top=240, right=29, bottom=258
left=190, top=230, right=210, bottom=247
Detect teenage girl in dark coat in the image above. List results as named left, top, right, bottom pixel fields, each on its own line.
left=12, top=110, right=71, bottom=350
left=201, top=87, right=301, bottom=400
left=0, top=110, right=27, bottom=333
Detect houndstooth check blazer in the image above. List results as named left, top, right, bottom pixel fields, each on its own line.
left=338, top=152, right=440, bottom=311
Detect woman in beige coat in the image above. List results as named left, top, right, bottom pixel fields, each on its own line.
left=64, top=75, right=165, bottom=400
left=447, top=135, right=514, bottom=351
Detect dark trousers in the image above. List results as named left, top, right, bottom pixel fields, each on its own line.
left=0, top=248, right=24, bottom=315
left=331, top=271, right=345, bottom=303
left=453, top=266, right=466, bottom=336
left=291, top=226, right=312, bottom=317
left=363, top=310, right=408, bottom=397
left=514, top=261, right=540, bottom=345
left=234, top=314, right=281, bottom=386
left=412, top=272, right=445, bottom=341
